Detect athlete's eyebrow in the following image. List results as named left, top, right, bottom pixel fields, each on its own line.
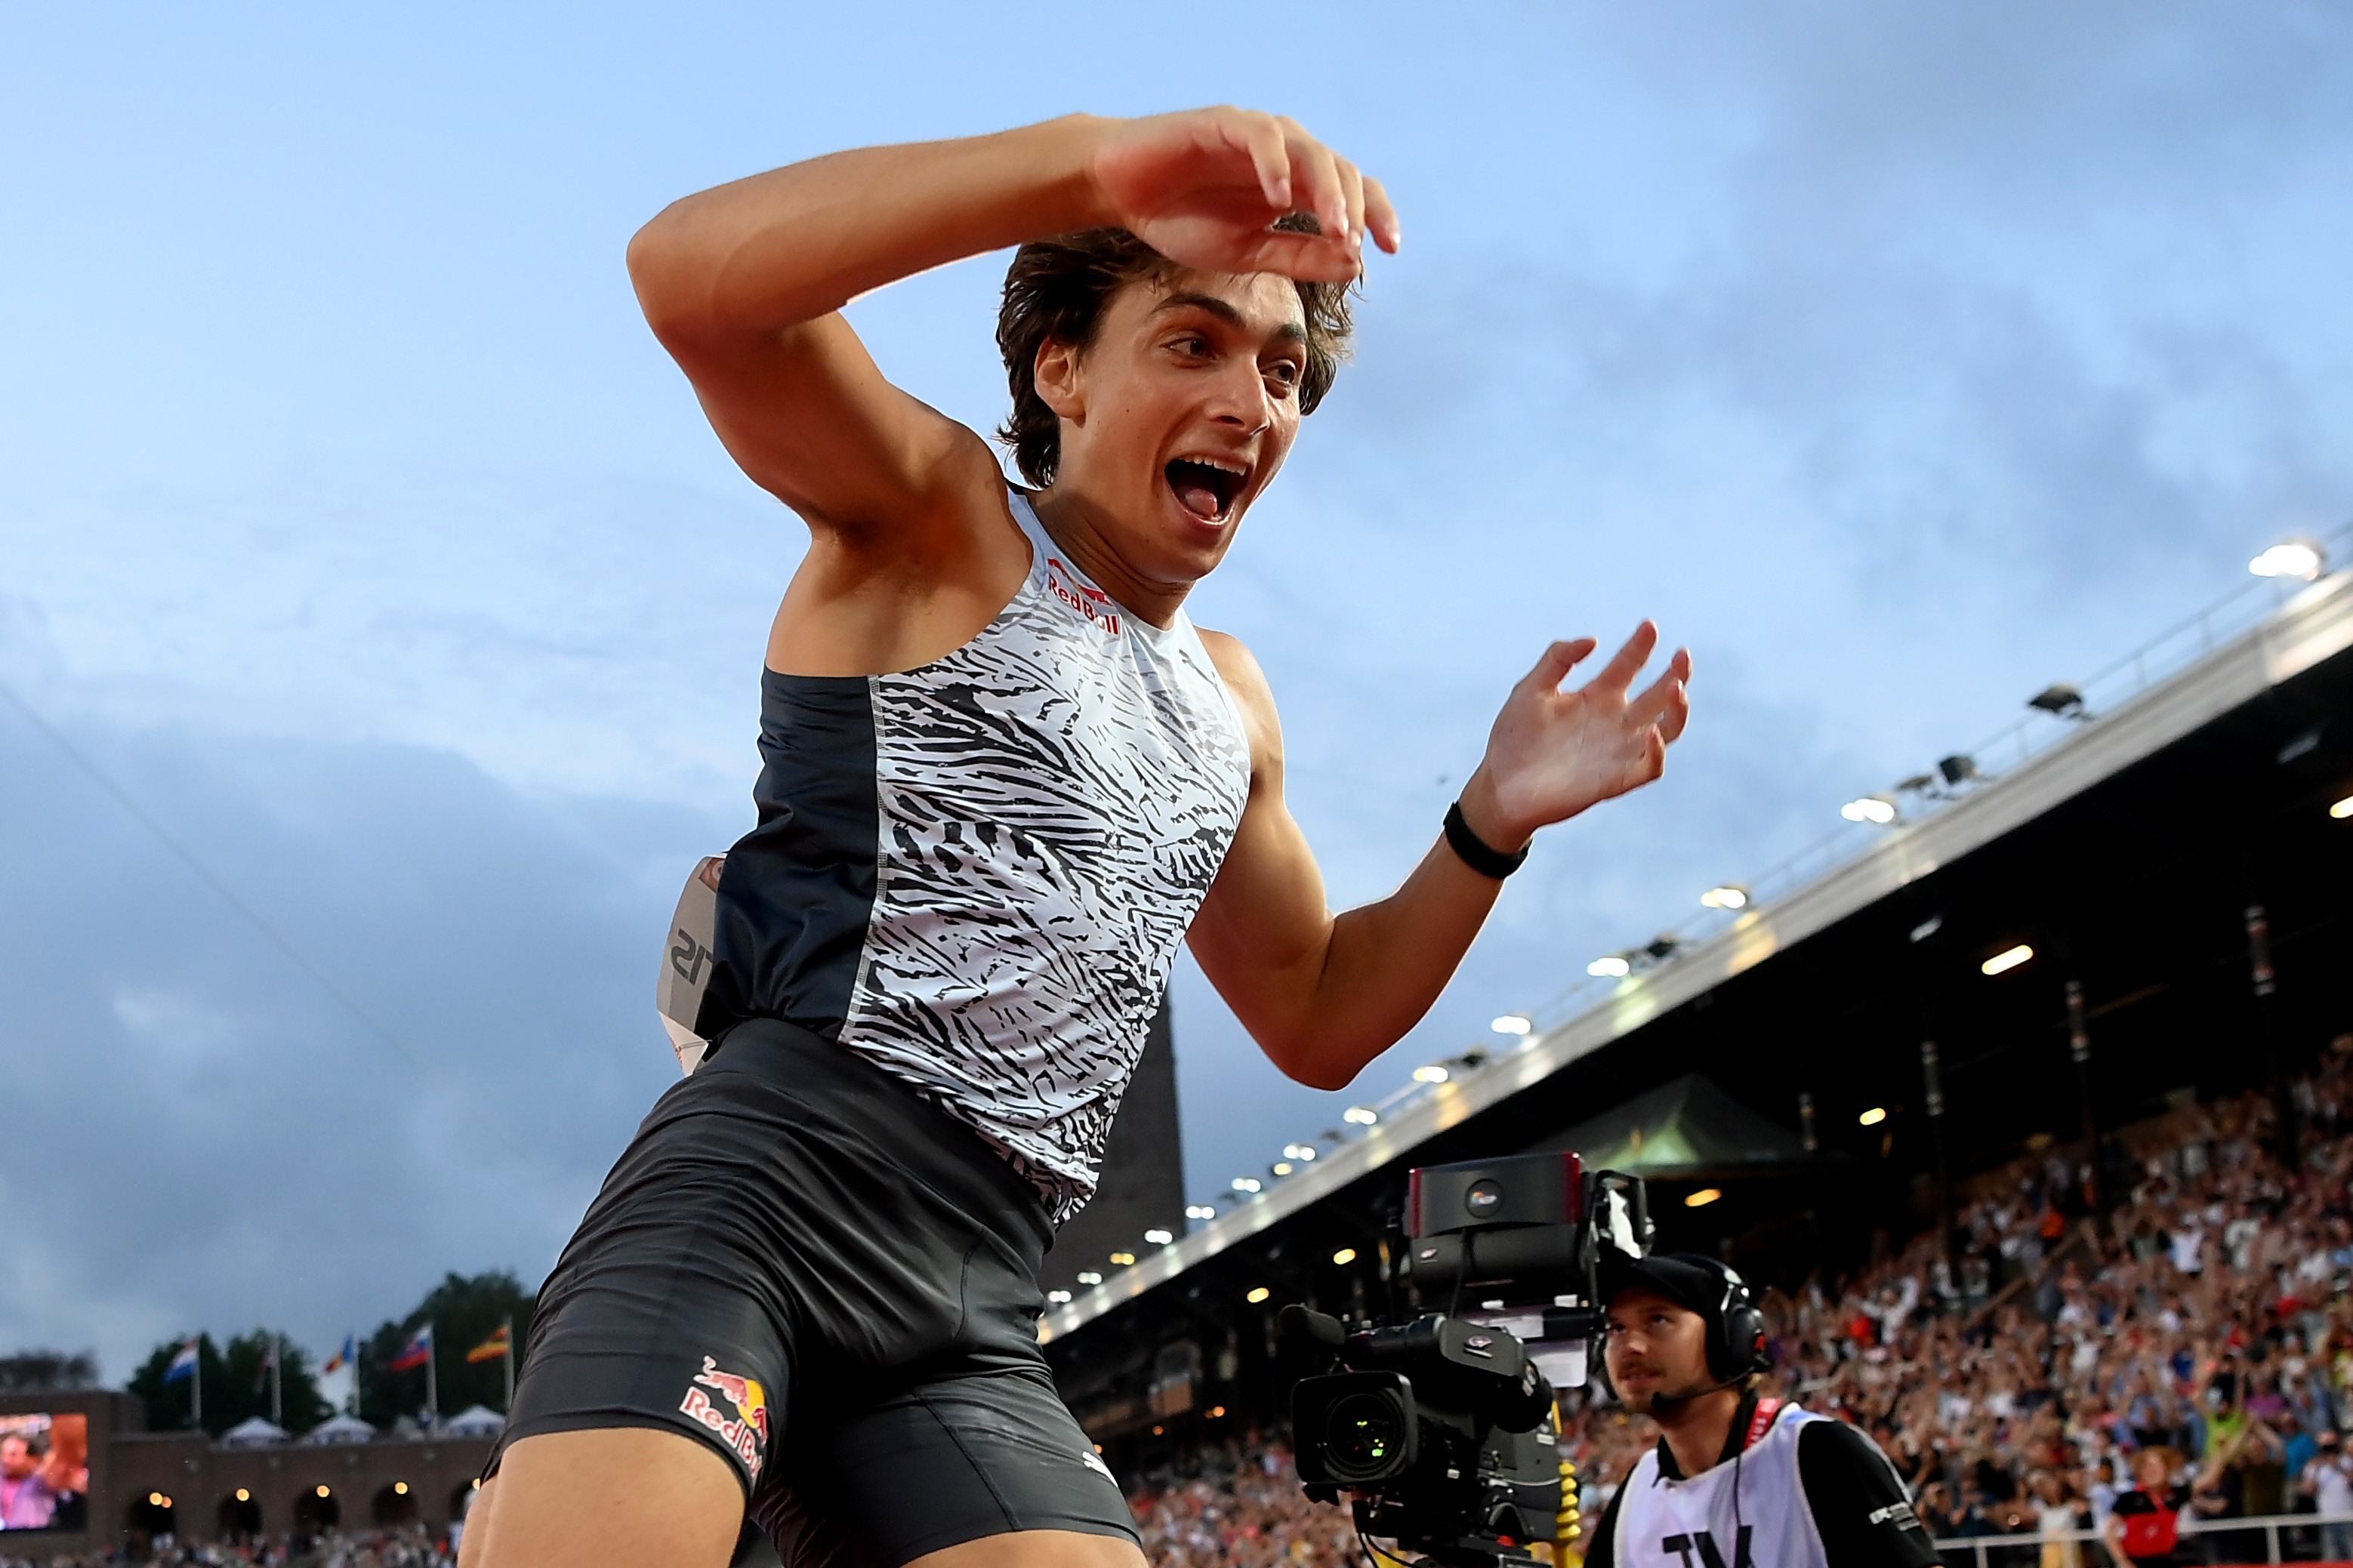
left=1154, top=291, right=1307, bottom=346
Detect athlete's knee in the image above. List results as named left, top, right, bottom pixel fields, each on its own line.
left=467, top=1427, right=745, bottom=1568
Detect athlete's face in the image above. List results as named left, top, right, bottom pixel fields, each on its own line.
left=1603, top=1286, right=1712, bottom=1416
left=1035, top=269, right=1307, bottom=587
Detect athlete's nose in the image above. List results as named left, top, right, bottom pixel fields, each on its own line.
left=1203, top=355, right=1275, bottom=436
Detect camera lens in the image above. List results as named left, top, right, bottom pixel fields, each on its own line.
left=1323, top=1391, right=1404, bottom=1481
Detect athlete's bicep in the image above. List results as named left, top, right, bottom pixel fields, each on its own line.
left=1186, top=632, right=1339, bottom=1078
left=649, top=305, right=984, bottom=536
left=1796, top=1422, right=1942, bottom=1567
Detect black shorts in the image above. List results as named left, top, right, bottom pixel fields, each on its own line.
left=492, top=1018, right=1136, bottom=1567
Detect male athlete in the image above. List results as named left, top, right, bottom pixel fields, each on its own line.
left=463, top=108, right=1692, bottom=1568
left=1583, top=1255, right=1941, bottom=1566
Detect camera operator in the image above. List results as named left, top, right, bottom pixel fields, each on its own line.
left=1580, top=1254, right=1940, bottom=1567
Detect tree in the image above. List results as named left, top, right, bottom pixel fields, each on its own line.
left=125, top=1330, right=332, bottom=1436
left=0, top=1351, right=98, bottom=1393
left=360, top=1271, right=533, bottom=1427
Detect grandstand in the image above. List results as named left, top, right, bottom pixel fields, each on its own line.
left=1037, top=546, right=2353, bottom=1537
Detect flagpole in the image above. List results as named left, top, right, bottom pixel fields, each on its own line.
left=425, top=1321, right=437, bottom=1425
left=502, top=1316, right=514, bottom=1412
left=192, top=1338, right=203, bottom=1432
left=271, top=1332, right=282, bottom=1426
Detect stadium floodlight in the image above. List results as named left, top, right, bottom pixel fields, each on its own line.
left=1143, top=1228, right=1173, bottom=1246
left=2332, top=795, right=2353, bottom=821
left=1271, top=1161, right=1294, bottom=1176
left=1841, top=795, right=1898, bottom=825
left=1283, top=1142, right=1318, bottom=1161
left=1343, top=1105, right=1379, bottom=1126
left=1413, top=1064, right=1450, bottom=1083
left=2028, top=684, right=2089, bottom=722
left=1077, top=1271, right=1103, bottom=1286
left=1185, top=1203, right=1217, bottom=1220
left=1246, top=1286, right=1272, bottom=1304
left=1231, top=1175, right=1263, bottom=1194
left=1588, top=953, right=1633, bottom=978
left=1684, top=1188, right=1722, bottom=1209
left=1981, top=943, right=2034, bottom=976
left=1491, top=1012, right=1534, bottom=1036
left=1332, top=1247, right=1358, bottom=1265
left=1109, top=1250, right=1136, bottom=1266
left=1047, top=1289, right=1073, bottom=1303
left=1701, top=884, right=1750, bottom=910
left=2250, top=538, right=2327, bottom=581
left=1858, top=1106, right=1888, bottom=1126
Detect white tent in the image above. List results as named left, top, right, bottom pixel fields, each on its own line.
left=219, top=1416, right=288, bottom=1446
left=442, top=1405, right=505, bottom=1437
left=301, top=1412, right=376, bottom=1445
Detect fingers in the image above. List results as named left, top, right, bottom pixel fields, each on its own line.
left=1279, top=116, right=1350, bottom=257
left=1519, top=637, right=1599, bottom=695
left=1362, top=175, right=1402, bottom=254
left=1627, top=647, right=1693, bottom=733
left=1589, top=621, right=1661, bottom=695
left=1337, top=157, right=1368, bottom=265
left=1222, top=109, right=1293, bottom=213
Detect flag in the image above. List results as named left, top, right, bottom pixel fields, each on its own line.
left=466, top=1324, right=510, bottom=1364
left=390, top=1324, right=433, bottom=1372
left=254, top=1335, right=279, bottom=1393
left=163, top=1337, right=199, bottom=1384
left=322, top=1333, right=356, bottom=1375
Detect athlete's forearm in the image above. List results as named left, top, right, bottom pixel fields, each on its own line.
left=628, top=116, right=1116, bottom=346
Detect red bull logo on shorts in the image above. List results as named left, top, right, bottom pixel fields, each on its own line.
left=679, top=1355, right=770, bottom=1478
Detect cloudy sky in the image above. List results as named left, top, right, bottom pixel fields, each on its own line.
left=5, top=4, right=2348, bottom=1383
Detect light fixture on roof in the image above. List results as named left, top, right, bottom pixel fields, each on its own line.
left=1272, top=1161, right=1294, bottom=1176
left=1231, top=1176, right=1262, bottom=1194
left=2250, top=538, right=2327, bottom=581
left=1701, top=884, right=1750, bottom=910
left=1246, top=1286, right=1272, bottom=1305
left=1910, top=913, right=1944, bottom=944
left=1684, top=1188, right=1722, bottom=1209
left=1109, top=1250, right=1136, bottom=1266
left=1332, top=1247, right=1358, bottom=1265
left=1858, top=1106, right=1888, bottom=1126
left=1981, top=943, right=2034, bottom=976
left=1143, top=1228, right=1173, bottom=1245
left=1076, top=1270, right=1103, bottom=1286
left=1283, top=1143, right=1318, bottom=1162
left=1185, top=1204, right=1217, bottom=1220
left=1587, top=953, right=1632, bottom=978
left=1841, top=795, right=1898, bottom=825
left=1343, top=1105, right=1379, bottom=1126
left=1491, top=1013, right=1534, bottom=1036
left=1413, top=1064, right=1450, bottom=1083
left=2028, top=684, right=2089, bottom=722
left=2332, top=794, right=2353, bottom=820
left=1047, top=1289, right=1073, bottom=1303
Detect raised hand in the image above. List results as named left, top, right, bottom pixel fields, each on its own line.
left=1087, top=107, right=1401, bottom=283
left=1460, top=623, right=1693, bottom=850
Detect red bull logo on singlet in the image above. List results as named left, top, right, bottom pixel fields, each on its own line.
left=1044, top=559, right=1124, bottom=636
left=679, top=1355, right=769, bottom=1477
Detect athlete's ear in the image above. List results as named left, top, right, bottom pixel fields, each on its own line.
left=1033, top=337, right=1087, bottom=425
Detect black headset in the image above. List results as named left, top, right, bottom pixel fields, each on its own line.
left=1700, top=1258, right=1770, bottom=1382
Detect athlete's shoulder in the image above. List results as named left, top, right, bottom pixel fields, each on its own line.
left=1195, top=627, right=1279, bottom=736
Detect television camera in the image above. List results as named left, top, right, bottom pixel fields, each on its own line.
left=1286, top=1151, right=1651, bottom=1568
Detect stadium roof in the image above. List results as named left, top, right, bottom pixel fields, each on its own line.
left=1041, top=561, right=2353, bottom=1345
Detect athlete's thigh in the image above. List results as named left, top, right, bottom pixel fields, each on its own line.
left=903, top=1529, right=1145, bottom=1568
left=463, top=1427, right=744, bottom=1568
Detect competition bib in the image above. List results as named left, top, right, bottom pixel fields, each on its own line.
left=655, top=855, right=725, bottom=1074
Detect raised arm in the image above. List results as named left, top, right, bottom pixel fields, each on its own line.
left=1189, top=624, right=1691, bottom=1090
left=624, top=110, right=1395, bottom=535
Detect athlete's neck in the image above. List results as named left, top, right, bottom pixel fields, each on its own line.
left=1655, top=1384, right=1744, bottom=1480
left=1028, top=485, right=1192, bottom=630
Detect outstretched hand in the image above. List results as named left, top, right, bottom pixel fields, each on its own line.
left=1088, top=108, right=1401, bottom=283
left=1460, top=623, right=1692, bottom=851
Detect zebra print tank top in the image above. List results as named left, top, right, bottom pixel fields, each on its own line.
left=695, top=489, right=1253, bottom=1224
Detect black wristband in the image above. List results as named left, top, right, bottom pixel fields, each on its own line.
left=1444, top=799, right=1528, bottom=879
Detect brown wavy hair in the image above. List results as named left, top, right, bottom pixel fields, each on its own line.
left=995, top=216, right=1355, bottom=488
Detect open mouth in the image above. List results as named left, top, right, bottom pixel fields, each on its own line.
left=1164, top=457, right=1248, bottom=522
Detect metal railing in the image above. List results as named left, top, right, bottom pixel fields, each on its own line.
left=1932, top=1507, right=2353, bottom=1566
